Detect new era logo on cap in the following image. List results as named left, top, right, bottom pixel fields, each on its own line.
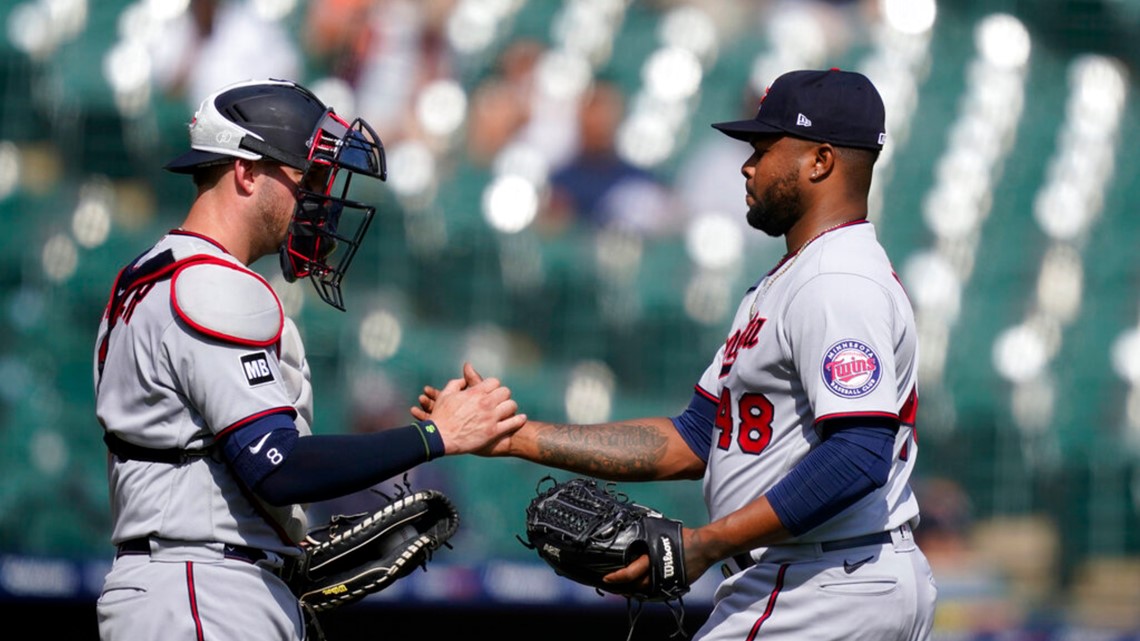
left=711, top=68, right=886, bottom=150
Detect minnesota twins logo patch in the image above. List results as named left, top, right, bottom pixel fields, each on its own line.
left=821, top=340, right=881, bottom=398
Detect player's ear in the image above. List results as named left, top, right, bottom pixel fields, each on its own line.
left=233, top=159, right=258, bottom=195
left=807, top=143, right=836, bottom=182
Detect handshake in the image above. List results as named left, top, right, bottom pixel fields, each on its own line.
left=408, top=362, right=525, bottom=457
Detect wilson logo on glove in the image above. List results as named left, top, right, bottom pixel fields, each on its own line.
left=660, top=536, right=675, bottom=579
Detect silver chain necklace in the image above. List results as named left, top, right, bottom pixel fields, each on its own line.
left=749, top=222, right=850, bottom=317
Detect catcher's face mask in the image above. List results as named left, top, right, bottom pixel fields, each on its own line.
left=279, top=111, right=387, bottom=311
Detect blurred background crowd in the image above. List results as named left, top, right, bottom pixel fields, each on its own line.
left=1, top=0, right=1139, bottom=638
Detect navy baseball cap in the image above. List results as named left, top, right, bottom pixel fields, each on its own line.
left=712, top=68, right=886, bottom=150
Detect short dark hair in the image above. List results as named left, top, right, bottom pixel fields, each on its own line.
left=191, top=162, right=231, bottom=190
left=835, top=145, right=879, bottom=193
left=836, top=145, right=879, bottom=167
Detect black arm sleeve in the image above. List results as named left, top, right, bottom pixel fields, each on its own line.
left=254, top=423, right=443, bottom=506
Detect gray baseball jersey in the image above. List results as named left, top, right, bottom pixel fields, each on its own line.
left=696, top=221, right=919, bottom=536
left=691, top=221, right=935, bottom=641
left=94, top=230, right=310, bottom=554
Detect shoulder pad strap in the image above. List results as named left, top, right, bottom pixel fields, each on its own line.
left=171, top=257, right=283, bottom=346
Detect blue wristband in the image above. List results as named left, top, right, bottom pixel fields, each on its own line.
left=413, top=419, right=446, bottom=460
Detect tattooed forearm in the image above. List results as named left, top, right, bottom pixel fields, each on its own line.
left=533, top=422, right=670, bottom=480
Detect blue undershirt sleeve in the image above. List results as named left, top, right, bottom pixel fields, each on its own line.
left=224, top=417, right=445, bottom=506
left=766, top=418, right=897, bottom=537
left=670, top=389, right=717, bottom=463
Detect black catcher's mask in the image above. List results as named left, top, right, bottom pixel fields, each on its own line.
left=278, top=110, right=387, bottom=311
left=165, top=79, right=387, bottom=311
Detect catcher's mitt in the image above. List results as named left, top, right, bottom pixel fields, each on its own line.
left=289, top=487, right=459, bottom=621
left=521, top=476, right=688, bottom=603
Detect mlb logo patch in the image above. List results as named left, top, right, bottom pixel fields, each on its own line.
left=241, top=352, right=275, bottom=386
left=821, top=339, right=881, bottom=398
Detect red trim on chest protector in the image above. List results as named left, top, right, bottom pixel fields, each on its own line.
left=170, top=257, right=284, bottom=347
left=99, top=251, right=205, bottom=382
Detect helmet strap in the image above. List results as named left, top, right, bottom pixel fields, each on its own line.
left=278, top=244, right=300, bottom=283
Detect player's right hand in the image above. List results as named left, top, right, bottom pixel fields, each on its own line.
left=413, top=362, right=481, bottom=415
left=421, top=363, right=525, bottom=456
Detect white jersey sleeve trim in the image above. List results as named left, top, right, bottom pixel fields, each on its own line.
left=171, top=257, right=284, bottom=346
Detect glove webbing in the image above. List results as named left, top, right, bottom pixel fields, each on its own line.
left=625, top=595, right=688, bottom=641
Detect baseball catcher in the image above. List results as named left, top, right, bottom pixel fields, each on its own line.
left=289, top=485, right=460, bottom=638
left=522, top=476, right=689, bottom=637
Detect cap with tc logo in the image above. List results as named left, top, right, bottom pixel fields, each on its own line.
left=711, top=68, right=886, bottom=150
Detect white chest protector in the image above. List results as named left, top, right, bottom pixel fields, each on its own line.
left=171, top=257, right=284, bottom=346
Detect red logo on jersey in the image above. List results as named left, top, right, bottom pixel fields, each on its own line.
left=720, top=316, right=765, bottom=377
left=821, top=339, right=881, bottom=398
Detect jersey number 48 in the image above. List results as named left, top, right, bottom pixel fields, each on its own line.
left=715, top=389, right=773, bottom=455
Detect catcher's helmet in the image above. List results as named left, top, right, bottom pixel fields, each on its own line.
left=166, top=79, right=387, bottom=311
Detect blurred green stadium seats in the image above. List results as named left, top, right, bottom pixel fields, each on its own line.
left=1, top=1, right=1139, bottom=632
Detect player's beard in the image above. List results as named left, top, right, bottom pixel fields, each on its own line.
left=255, top=187, right=297, bottom=259
left=746, top=166, right=804, bottom=237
